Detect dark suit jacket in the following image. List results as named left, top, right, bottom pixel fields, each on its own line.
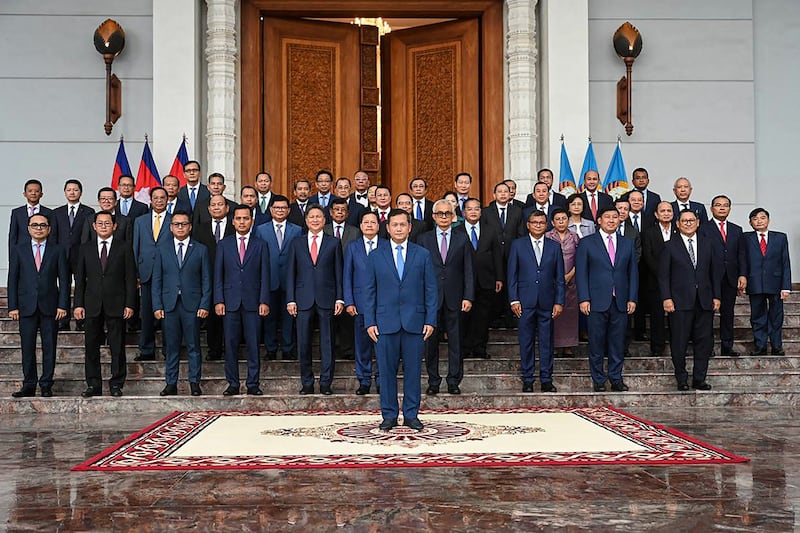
left=9, top=205, right=57, bottom=250
left=132, top=212, right=173, bottom=283
left=628, top=210, right=656, bottom=232
left=7, top=240, right=70, bottom=316
left=659, top=234, right=721, bottom=311
left=620, top=188, right=662, bottom=218
left=213, top=234, right=271, bottom=311
left=699, top=220, right=745, bottom=288
left=286, top=233, right=343, bottom=310
left=254, top=220, right=303, bottom=291
left=671, top=200, right=708, bottom=224
left=117, top=197, right=149, bottom=220
left=191, top=217, right=236, bottom=271
left=192, top=197, right=237, bottom=226
left=362, top=241, right=438, bottom=333
left=741, top=231, right=791, bottom=295
left=524, top=191, right=567, bottom=210
left=410, top=197, right=434, bottom=229
left=324, top=223, right=361, bottom=253
left=378, top=218, right=426, bottom=243
left=176, top=184, right=210, bottom=216
left=344, top=237, right=388, bottom=312
left=53, top=203, right=95, bottom=264
left=417, top=228, right=475, bottom=311
left=507, top=235, right=565, bottom=309
left=340, top=197, right=367, bottom=227
left=579, top=190, right=614, bottom=221
left=511, top=199, right=526, bottom=211
left=81, top=212, right=132, bottom=243
left=576, top=231, right=638, bottom=312
left=454, top=222, right=504, bottom=290
left=642, top=224, right=678, bottom=278
left=618, top=220, right=642, bottom=263
left=74, top=238, right=137, bottom=317
left=152, top=239, right=212, bottom=313
left=287, top=201, right=309, bottom=230
left=482, top=202, right=526, bottom=260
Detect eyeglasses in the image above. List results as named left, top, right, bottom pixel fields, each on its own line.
left=171, top=222, right=191, bottom=228
left=433, top=211, right=452, bottom=217
left=679, top=219, right=697, bottom=224
left=185, top=168, right=200, bottom=173
left=527, top=220, right=547, bottom=225
left=28, top=223, right=49, bottom=229
left=94, top=221, right=114, bottom=227
left=98, top=197, right=115, bottom=202
left=270, top=205, right=288, bottom=210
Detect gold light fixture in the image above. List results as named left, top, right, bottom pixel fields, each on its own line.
left=613, top=21, right=643, bottom=136
left=93, top=19, right=126, bottom=136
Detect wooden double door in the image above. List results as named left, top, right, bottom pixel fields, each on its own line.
left=242, top=3, right=503, bottom=201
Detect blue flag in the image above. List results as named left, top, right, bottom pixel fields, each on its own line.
left=578, top=141, right=598, bottom=192
left=558, top=141, right=577, bottom=197
left=602, top=142, right=629, bottom=199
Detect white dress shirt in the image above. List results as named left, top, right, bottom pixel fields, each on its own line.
left=97, top=235, right=114, bottom=255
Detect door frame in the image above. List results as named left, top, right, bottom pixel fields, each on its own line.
left=241, top=0, right=503, bottom=201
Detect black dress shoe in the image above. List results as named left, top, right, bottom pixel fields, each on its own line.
left=677, top=382, right=690, bottom=391
left=81, top=387, right=101, bottom=398
left=11, top=388, right=35, bottom=398
left=720, top=349, right=741, bottom=357
left=299, top=384, right=314, bottom=395
left=403, top=418, right=424, bottom=431
left=222, top=386, right=240, bottom=396
left=190, top=383, right=203, bottom=396
left=522, top=382, right=534, bottom=393
left=205, top=353, right=222, bottom=361
left=692, top=381, right=712, bottom=391
left=134, top=354, right=155, bottom=362
left=57, top=323, right=71, bottom=332
left=750, top=348, right=768, bottom=356
left=265, top=351, right=277, bottom=360
left=355, top=385, right=370, bottom=395
left=592, top=382, right=606, bottom=392
left=320, top=385, right=333, bottom=395
left=110, top=387, right=123, bottom=397
left=40, top=387, right=53, bottom=398
left=247, top=387, right=264, bottom=396
left=541, top=382, right=557, bottom=393
left=160, top=384, right=178, bottom=396
left=379, top=418, right=398, bottom=431
left=772, top=348, right=786, bottom=356
left=610, top=381, right=629, bottom=392
left=447, top=385, right=461, bottom=395
left=426, top=386, right=439, bottom=395
left=635, top=333, right=650, bottom=341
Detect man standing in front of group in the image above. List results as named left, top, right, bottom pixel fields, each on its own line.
left=7, top=213, right=69, bottom=397
left=660, top=209, right=721, bottom=390
left=739, top=208, right=792, bottom=356
left=507, top=210, right=564, bottom=392
left=363, top=209, right=438, bottom=431
left=576, top=207, right=638, bottom=392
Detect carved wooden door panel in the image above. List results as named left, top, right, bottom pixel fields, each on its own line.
left=262, top=18, right=378, bottom=194
left=381, top=19, right=480, bottom=202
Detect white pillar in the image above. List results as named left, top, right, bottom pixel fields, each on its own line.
left=505, top=0, right=538, bottom=195
left=152, top=0, right=201, bottom=175
left=205, top=0, right=238, bottom=187
left=539, top=0, right=589, bottom=178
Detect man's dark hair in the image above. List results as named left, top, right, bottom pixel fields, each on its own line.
left=94, top=210, right=116, bottom=223
left=149, top=186, right=167, bottom=199
left=97, top=187, right=117, bottom=200
left=64, top=179, right=83, bottom=192
left=387, top=208, right=411, bottom=224
left=749, top=207, right=769, bottom=219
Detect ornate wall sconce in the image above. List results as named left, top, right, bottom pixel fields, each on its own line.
left=93, top=19, right=126, bottom=135
left=613, top=21, right=643, bottom=136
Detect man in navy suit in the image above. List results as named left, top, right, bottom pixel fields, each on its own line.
left=579, top=170, right=613, bottom=222
left=409, top=177, right=434, bottom=230
left=344, top=210, right=385, bottom=395
left=116, top=175, right=149, bottom=220
left=175, top=160, right=210, bottom=217
left=52, top=179, right=95, bottom=330
left=670, top=177, right=708, bottom=223
left=739, top=208, right=792, bottom=356
left=508, top=210, right=565, bottom=392
left=9, top=179, right=57, bottom=251
left=333, top=177, right=366, bottom=226
left=576, top=206, right=638, bottom=392
left=699, top=195, right=746, bottom=356
left=132, top=187, right=172, bottom=361
left=523, top=182, right=556, bottom=229
left=288, top=179, right=312, bottom=229
left=308, top=169, right=334, bottom=210
left=524, top=168, right=567, bottom=210
left=80, top=187, right=132, bottom=243
left=660, top=209, right=721, bottom=390
left=192, top=172, right=237, bottom=226
left=253, top=171, right=275, bottom=218
left=418, top=199, right=474, bottom=395
left=254, top=195, right=302, bottom=360
left=240, top=185, right=270, bottom=227
left=7, top=213, right=69, bottom=397
left=152, top=210, right=212, bottom=396
left=286, top=205, right=344, bottom=395
left=214, top=204, right=271, bottom=395
left=620, top=167, right=661, bottom=219
left=363, top=209, right=438, bottom=431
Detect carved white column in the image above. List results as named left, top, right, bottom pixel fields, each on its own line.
left=205, top=0, right=238, bottom=188
left=505, top=0, right=538, bottom=194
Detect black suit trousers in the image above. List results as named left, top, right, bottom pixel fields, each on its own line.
left=84, top=312, right=127, bottom=389
left=426, top=306, right=463, bottom=387
left=462, top=286, right=495, bottom=355
left=668, top=299, right=713, bottom=384
left=718, top=282, right=738, bottom=351
left=19, top=313, right=58, bottom=389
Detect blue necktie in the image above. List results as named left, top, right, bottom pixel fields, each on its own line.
left=190, top=188, right=196, bottom=209
left=395, top=245, right=404, bottom=278
left=470, top=226, right=479, bottom=250
left=500, top=207, right=506, bottom=229
left=177, top=242, right=184, bottom=268
left=416, top=201, right=423, bottom=220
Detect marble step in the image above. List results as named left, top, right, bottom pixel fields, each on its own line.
left=1, top=389, right=798, bottom=414
left=1, top=370, right=797, bottom=396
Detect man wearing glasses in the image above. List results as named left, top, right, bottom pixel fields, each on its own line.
left=175, top=161, right=210, bottom=217
left=660, top=209, right=721, bottom=390
left=116, top=174, right=148, bottom=219
left=7, top=213, right=69, bottom=397
left=81, top=187, right=132, bottom=242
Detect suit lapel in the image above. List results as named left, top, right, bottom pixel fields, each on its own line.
left=181, top=240, right=195, bottom=269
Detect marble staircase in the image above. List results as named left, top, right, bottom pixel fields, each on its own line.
left=0, top=288, right=798, bottom=414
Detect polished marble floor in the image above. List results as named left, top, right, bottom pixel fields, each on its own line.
left=0, top=406, right=797, bottom=532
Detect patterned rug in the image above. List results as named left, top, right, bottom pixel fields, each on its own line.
left=72, top=407, right=748, bottom=471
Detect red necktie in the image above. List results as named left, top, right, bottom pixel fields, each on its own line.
left=760, top=233, right=767, bottom=256
left=719, top=221, right=726, bottom=243
left=335, top=225, right=342, bottom=239
left=311, top=234, right=319, bottom=265
left=590, top=193, right=597, bottom=220
left=238, top=236, right=246, bottom=263
left=380, top=211, right=386, bottom=223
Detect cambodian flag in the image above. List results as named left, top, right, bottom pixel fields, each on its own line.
left=168, top=137, right=189, bottom=186
left=110, top=138, right=132, bottom=189
left=134, top=137, right=161, bottom=204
